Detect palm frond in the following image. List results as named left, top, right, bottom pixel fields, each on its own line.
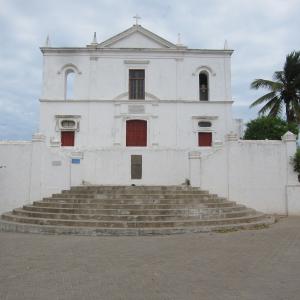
left=257, top=96, right=282, bottom=117
left=268, top=100, right=283, bottom=118
left=249, top=91, right=277, bottom=108
left=284, top=51, right=300, bottom=82
left=273, top=71, right=285, bottom=83
left=290, top=98, right=300, bottom=122
left=250, top=79, right=282, bottom=91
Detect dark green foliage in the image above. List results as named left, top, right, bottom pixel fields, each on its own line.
left=292, top=148, right=300, bottom=176
left=250, top=51, right=300, bottom=123
left=244, top=117, right=299, bottom=140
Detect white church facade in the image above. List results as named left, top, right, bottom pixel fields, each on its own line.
left=39, top=24, right=240, bottom=185
left=0, top=24, right=299, bottom=216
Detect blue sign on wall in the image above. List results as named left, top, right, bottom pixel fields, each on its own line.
left=71, top=158, right=80, bottom=164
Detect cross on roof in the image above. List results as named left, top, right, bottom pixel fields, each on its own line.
left=133, top=14, right=141, bottom=25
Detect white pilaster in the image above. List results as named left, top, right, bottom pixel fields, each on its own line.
left=282, top=131, right=300, bottom=215
left=188, top=151, right=201, bottom=187
left=29, top=133, right=46, bottom=202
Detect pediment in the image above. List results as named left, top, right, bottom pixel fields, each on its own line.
left=98, top=25, right=177, bottom=49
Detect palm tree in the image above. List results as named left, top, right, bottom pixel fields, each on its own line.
left=250, top=51, right=300, bottom=123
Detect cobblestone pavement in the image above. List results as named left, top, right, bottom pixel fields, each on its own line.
left=0, top=217, right=300, bottom=300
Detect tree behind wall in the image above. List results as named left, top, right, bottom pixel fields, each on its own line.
left=244, top=117, right=299, bottom=140
left=250, top=51, right=300, bottom=123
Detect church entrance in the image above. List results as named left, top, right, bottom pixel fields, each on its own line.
left=126, top=120, right=147, bottom=147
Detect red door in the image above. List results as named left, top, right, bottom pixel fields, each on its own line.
left=126, top=120, right=147, bottom=146
left=61, top=131, right=75, bottom=146
left=198, top=132, right=212, bottom=147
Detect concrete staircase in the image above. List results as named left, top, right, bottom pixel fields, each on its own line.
left=0, top=185, right=274, bottom=236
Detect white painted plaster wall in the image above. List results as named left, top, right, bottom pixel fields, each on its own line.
left=0, top=140, right=70, bottom=214
left=196, top=138, right=300, bottom=215
left=0, top=138, right=299, bottom=215
left=39, top=101, right=235, bottom=148
left=41, top=51, right=232, bottom=102
left=0, top=142, right=32, bottom=213
left=78, top=149, right=189, bottom=186
left=228, top=141, right=287, bottom=214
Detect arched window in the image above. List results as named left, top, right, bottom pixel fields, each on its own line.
left=126, top=120, right=147, bottom=147
left=199, top=72, right=209, bottom=101
left=65, top=70, right=75, bottom=99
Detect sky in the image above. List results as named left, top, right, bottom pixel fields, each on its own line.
left=0, top=0, right=300, bottom=140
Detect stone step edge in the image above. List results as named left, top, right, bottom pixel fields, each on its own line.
left=69, top=185, right=203, bottom=188
left=0, top=216, right=275, bottom=236
left=34, top=201, right=236, bottom=206
left=62, top=191, right=209, bottom=195
left=53, top=193, right=219, bottom=198
left=2, top=212, right=265, bottom=226
left=18, top=204, right=246, bottom=216
left=51, top=199, right=218, bottom=203
left=22, top=204, right=246, bottom=213
left=13, top=208, right=255, bottom=218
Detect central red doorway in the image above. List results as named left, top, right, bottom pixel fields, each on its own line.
left=126, top=120, right=147, bottom=147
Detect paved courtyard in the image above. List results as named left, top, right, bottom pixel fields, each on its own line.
left=0, top=217, right=300, bottom=300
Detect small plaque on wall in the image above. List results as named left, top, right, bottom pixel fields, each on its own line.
left=128, top=105, right=145, bottom=114
left=52, top=161, right=62, bottom=166
left=71, top=158, right=80, bottom=164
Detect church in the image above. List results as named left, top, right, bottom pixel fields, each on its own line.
left=39, top=22, right=241, bottom=186
left=0, top=21, right=299, bottom=227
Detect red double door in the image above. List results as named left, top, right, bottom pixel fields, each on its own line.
left=126, top=120, right=147, bottom=147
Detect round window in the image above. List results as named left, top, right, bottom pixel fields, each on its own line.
left=198, top=121, right=211, bottom=127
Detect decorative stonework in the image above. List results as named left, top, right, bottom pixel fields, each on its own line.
left=57, top=63, right=82, bottom=75
left=32, top=133, right=46, bottom=142
left=188, top=151, right=201, bottom=159
left=124, top=60, right=150, bottom=64
left=192, top=65, right=216, bottom=76
left=128, top=105, right=145, bottom=114
left=226, top=132, right=238, bottom=141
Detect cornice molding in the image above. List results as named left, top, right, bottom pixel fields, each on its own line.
left=39, top=98, right=234, bottom=104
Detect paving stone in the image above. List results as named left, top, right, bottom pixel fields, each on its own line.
left=0, top=217, right=300, bottom=300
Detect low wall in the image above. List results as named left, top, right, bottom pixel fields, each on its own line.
left=0, top=138, right=70, bottom=214
left=0, top=133, right=299, bottom=215
left=191, top=132, right=300, bottom=215
left=0, top=141, right=32, bottom=213
left=74, top=149, right=188, bottom=186
left=229, top=141, right=286, bottom=214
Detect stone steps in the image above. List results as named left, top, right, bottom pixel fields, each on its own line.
left=62, top=186, right=209, bottom=194
left=50, top=193, right=218, bottom=200
left=12, top=208, right=255, bottom=221
left=68, top=186, right=204, bottom=192
left=22, top=204, right=247, bottom=215
left=0, top=217, right=275, bottom=236
left=42, top=197, right=226, bottom=204
left=32, top=201, right=237, bottom=209
left=2, top=212, right=267, bottom=228
left=0, top=185, right=274, bottom=236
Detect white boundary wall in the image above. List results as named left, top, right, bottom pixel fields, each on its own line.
left=0, top=132, right=299, bottom=215
left=190, top=132, right=300, bottom=215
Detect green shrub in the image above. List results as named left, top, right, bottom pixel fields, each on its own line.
left=292, top=148, right=300, bottom=177
left=244, top=117, right=299, bottom=140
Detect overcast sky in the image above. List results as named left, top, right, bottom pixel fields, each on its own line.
left=0, top=0, right=300, bottom=140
